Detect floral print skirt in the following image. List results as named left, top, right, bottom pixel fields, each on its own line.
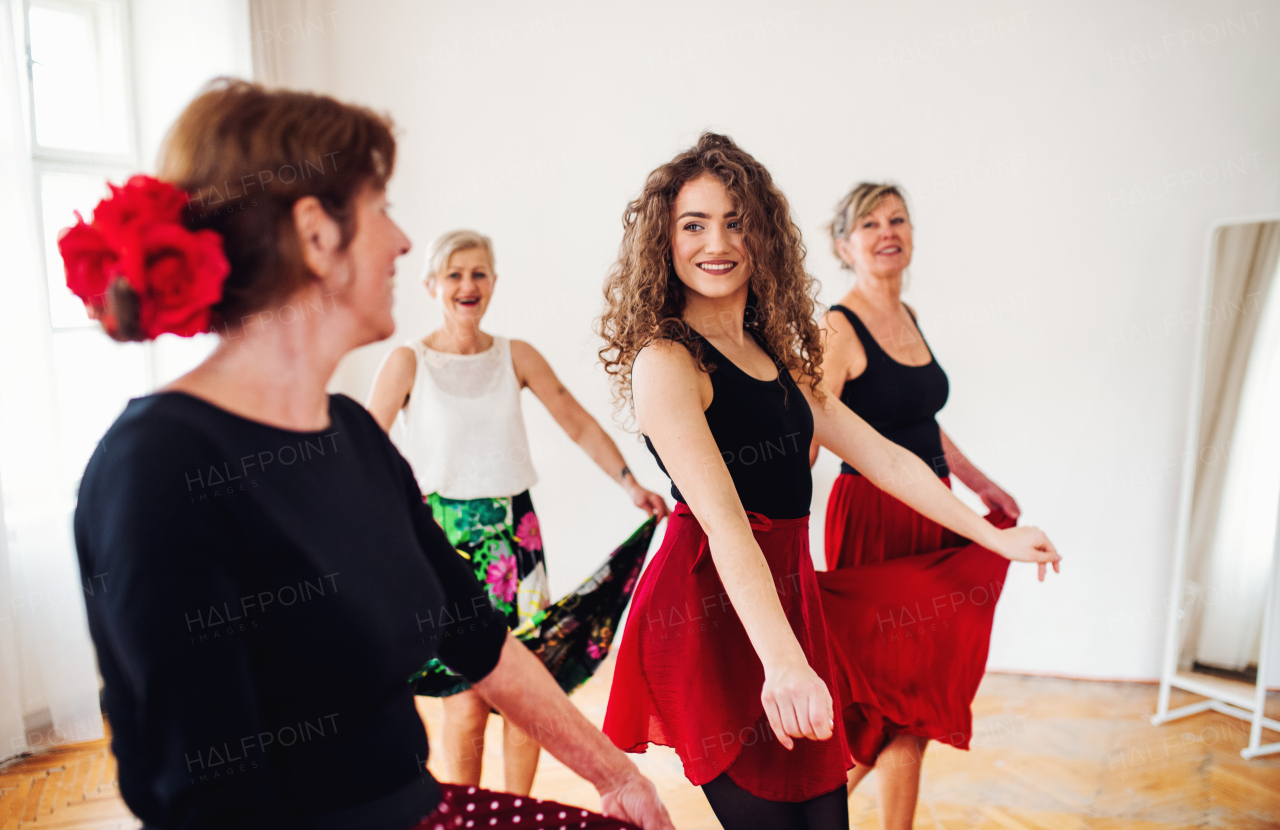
left=411, top=491, right=657, bottom=698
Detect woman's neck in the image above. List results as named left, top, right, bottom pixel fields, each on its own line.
left=430, top=315, right=491, bottom=354
left=845, top=271, right=903, bottom=314
left=682, top=284, right=750, bottom=348
left=166, top=291, right=355, bottom=431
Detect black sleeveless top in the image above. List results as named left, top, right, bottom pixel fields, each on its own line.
left=643, top=331, right=814, bottom=520
left=833, top=304, right=950, bottom=478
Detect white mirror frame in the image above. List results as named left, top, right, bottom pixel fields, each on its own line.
left=1152, top=212, right=1280, bottom=759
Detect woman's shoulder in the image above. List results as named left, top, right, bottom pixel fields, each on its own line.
left=634, top=336, right=715, bottom=400
left=100, top=393, right=225, bottom=456
left=91, top=393, right=381, bottom=472
left=328, top=393, right=402, bottom=452
left=633, top=337, right=715, bottom=421
left=635, top=336, right=702, bottom=375
left=822, top=304, right=862, bottom=336
left=506, top=338, right=546, bottom=389
left=379, top=344, right=420, bottom=380
left=507, top=337, right=538, bottom=361
left=821, top=304, right=865, bottom=357
left=78, top=394, right=229, bottom=518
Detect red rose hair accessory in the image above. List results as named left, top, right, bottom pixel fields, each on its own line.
left=57, top=175, right=230, bottom=340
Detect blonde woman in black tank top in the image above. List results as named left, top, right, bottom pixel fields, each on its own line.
left=816, top=186, right=1019, bottom=518
left=598, top=136, right=1060, bottom=830
left=813, top=184, right=1057, bottom=830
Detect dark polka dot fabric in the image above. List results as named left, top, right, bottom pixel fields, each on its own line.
left=411, top=784, right=639, bottom=830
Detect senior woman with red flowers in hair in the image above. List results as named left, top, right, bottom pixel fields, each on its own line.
left=62, top=79, right=672, bottom=830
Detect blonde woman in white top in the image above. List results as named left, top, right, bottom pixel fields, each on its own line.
left=369, top=229, right=668, bottom=796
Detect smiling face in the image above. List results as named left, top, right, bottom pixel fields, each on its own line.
left=429, top=246, right=495, bottom=324
left=836, top=194, right=913, bottom=280
left=669, top=173, right=752, bottom=303
left=341, top=185, right=411, bottom=344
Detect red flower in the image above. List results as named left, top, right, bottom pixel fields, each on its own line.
left=135, top=224, right=230, bottom=338
left=56, top=175, right=229, bottom=339
left=93, top=175, right=186, bottom=239
left=58, top=218, right=116, bottom=318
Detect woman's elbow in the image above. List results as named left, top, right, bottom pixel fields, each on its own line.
left=865, top=446, right=914, bottom=492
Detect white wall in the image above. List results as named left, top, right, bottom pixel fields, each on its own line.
left=131, top=0, right=252, bottom=167
left=264, top=0, right=1280, bottom=680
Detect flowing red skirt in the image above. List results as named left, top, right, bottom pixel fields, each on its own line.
left=411, top=784, right=636, bottom=829
left=817, top=473, right=1014, bottom=767
left=603, top=507, right=852, bottom=802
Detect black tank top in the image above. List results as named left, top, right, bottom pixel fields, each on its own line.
left=833, top=305, right=950, bottom=478
left=643, top=331, right=814, bottom=520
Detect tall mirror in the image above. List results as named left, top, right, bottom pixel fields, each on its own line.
left=1155, top=217, right=1280, bottom=758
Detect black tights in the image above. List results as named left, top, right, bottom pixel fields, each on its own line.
left=701, top=773, right=848, bottom=830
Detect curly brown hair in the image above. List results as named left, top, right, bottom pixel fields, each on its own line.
left=597, top=132, right=823, bottom=421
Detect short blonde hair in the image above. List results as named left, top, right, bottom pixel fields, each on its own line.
left=426, top=229, right=495, bottom=282
left=827, top=183, right=910, bottom=269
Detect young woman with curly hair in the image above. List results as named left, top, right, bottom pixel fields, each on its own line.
left=598, top=134, right=1059, bottom=830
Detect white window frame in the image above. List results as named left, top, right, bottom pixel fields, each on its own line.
left=15, top=0, right=165, bottom=395
left=14, top=0, right=172, bottom=482
left=21, top=0, right=138, bottom=167
left=19, top=0, right=140, bottom=331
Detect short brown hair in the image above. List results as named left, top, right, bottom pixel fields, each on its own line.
left=827, top=183, right=910, bottom=268
left=157, top=78, right=396, bottom=331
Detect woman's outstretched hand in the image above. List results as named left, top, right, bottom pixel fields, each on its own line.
left=991, top=526, right=1060, bottom=581
left=629, top=485, right=671, bottom=520
left=599, top=771, right=676, bottom=830
left=476, top=635, right=675, bottom=830
left=760, top=660, right=835, bottom=750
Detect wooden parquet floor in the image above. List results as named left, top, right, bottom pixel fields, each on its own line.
left=0, top=737, right=137, bottom=830
left=4, top=662, right=1278, bottom=829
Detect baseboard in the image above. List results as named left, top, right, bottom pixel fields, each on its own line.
left=986, top=668, right=1280, bottom=692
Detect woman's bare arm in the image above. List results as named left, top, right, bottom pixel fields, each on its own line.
left=939, top=428, right=1021, bottom=519
left=366, top=346, right=417, bottom=433
left=476, top=635, right=674, bottom=830
left=805, top=382, right=1059, bottom=577
left=809, top=309, right=861, bottom=467
left=634, top=341, right=833, bottom=748
left=512, top=340, right=668, bottom=518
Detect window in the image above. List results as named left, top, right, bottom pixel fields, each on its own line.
left=18, top=0, right=216, bottom=496
left=27, top=0, right=131, bottom=157
left=25, top=0, right=134, bottom=331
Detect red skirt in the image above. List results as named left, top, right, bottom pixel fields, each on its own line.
left=603, top=507, right=851, bottom=802
left=817, top=473, right=1014, bottom=767
left=411, top=784, right=636, bottom=829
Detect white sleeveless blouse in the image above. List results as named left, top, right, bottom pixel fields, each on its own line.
left=398, top=336, right=538, bottom=499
